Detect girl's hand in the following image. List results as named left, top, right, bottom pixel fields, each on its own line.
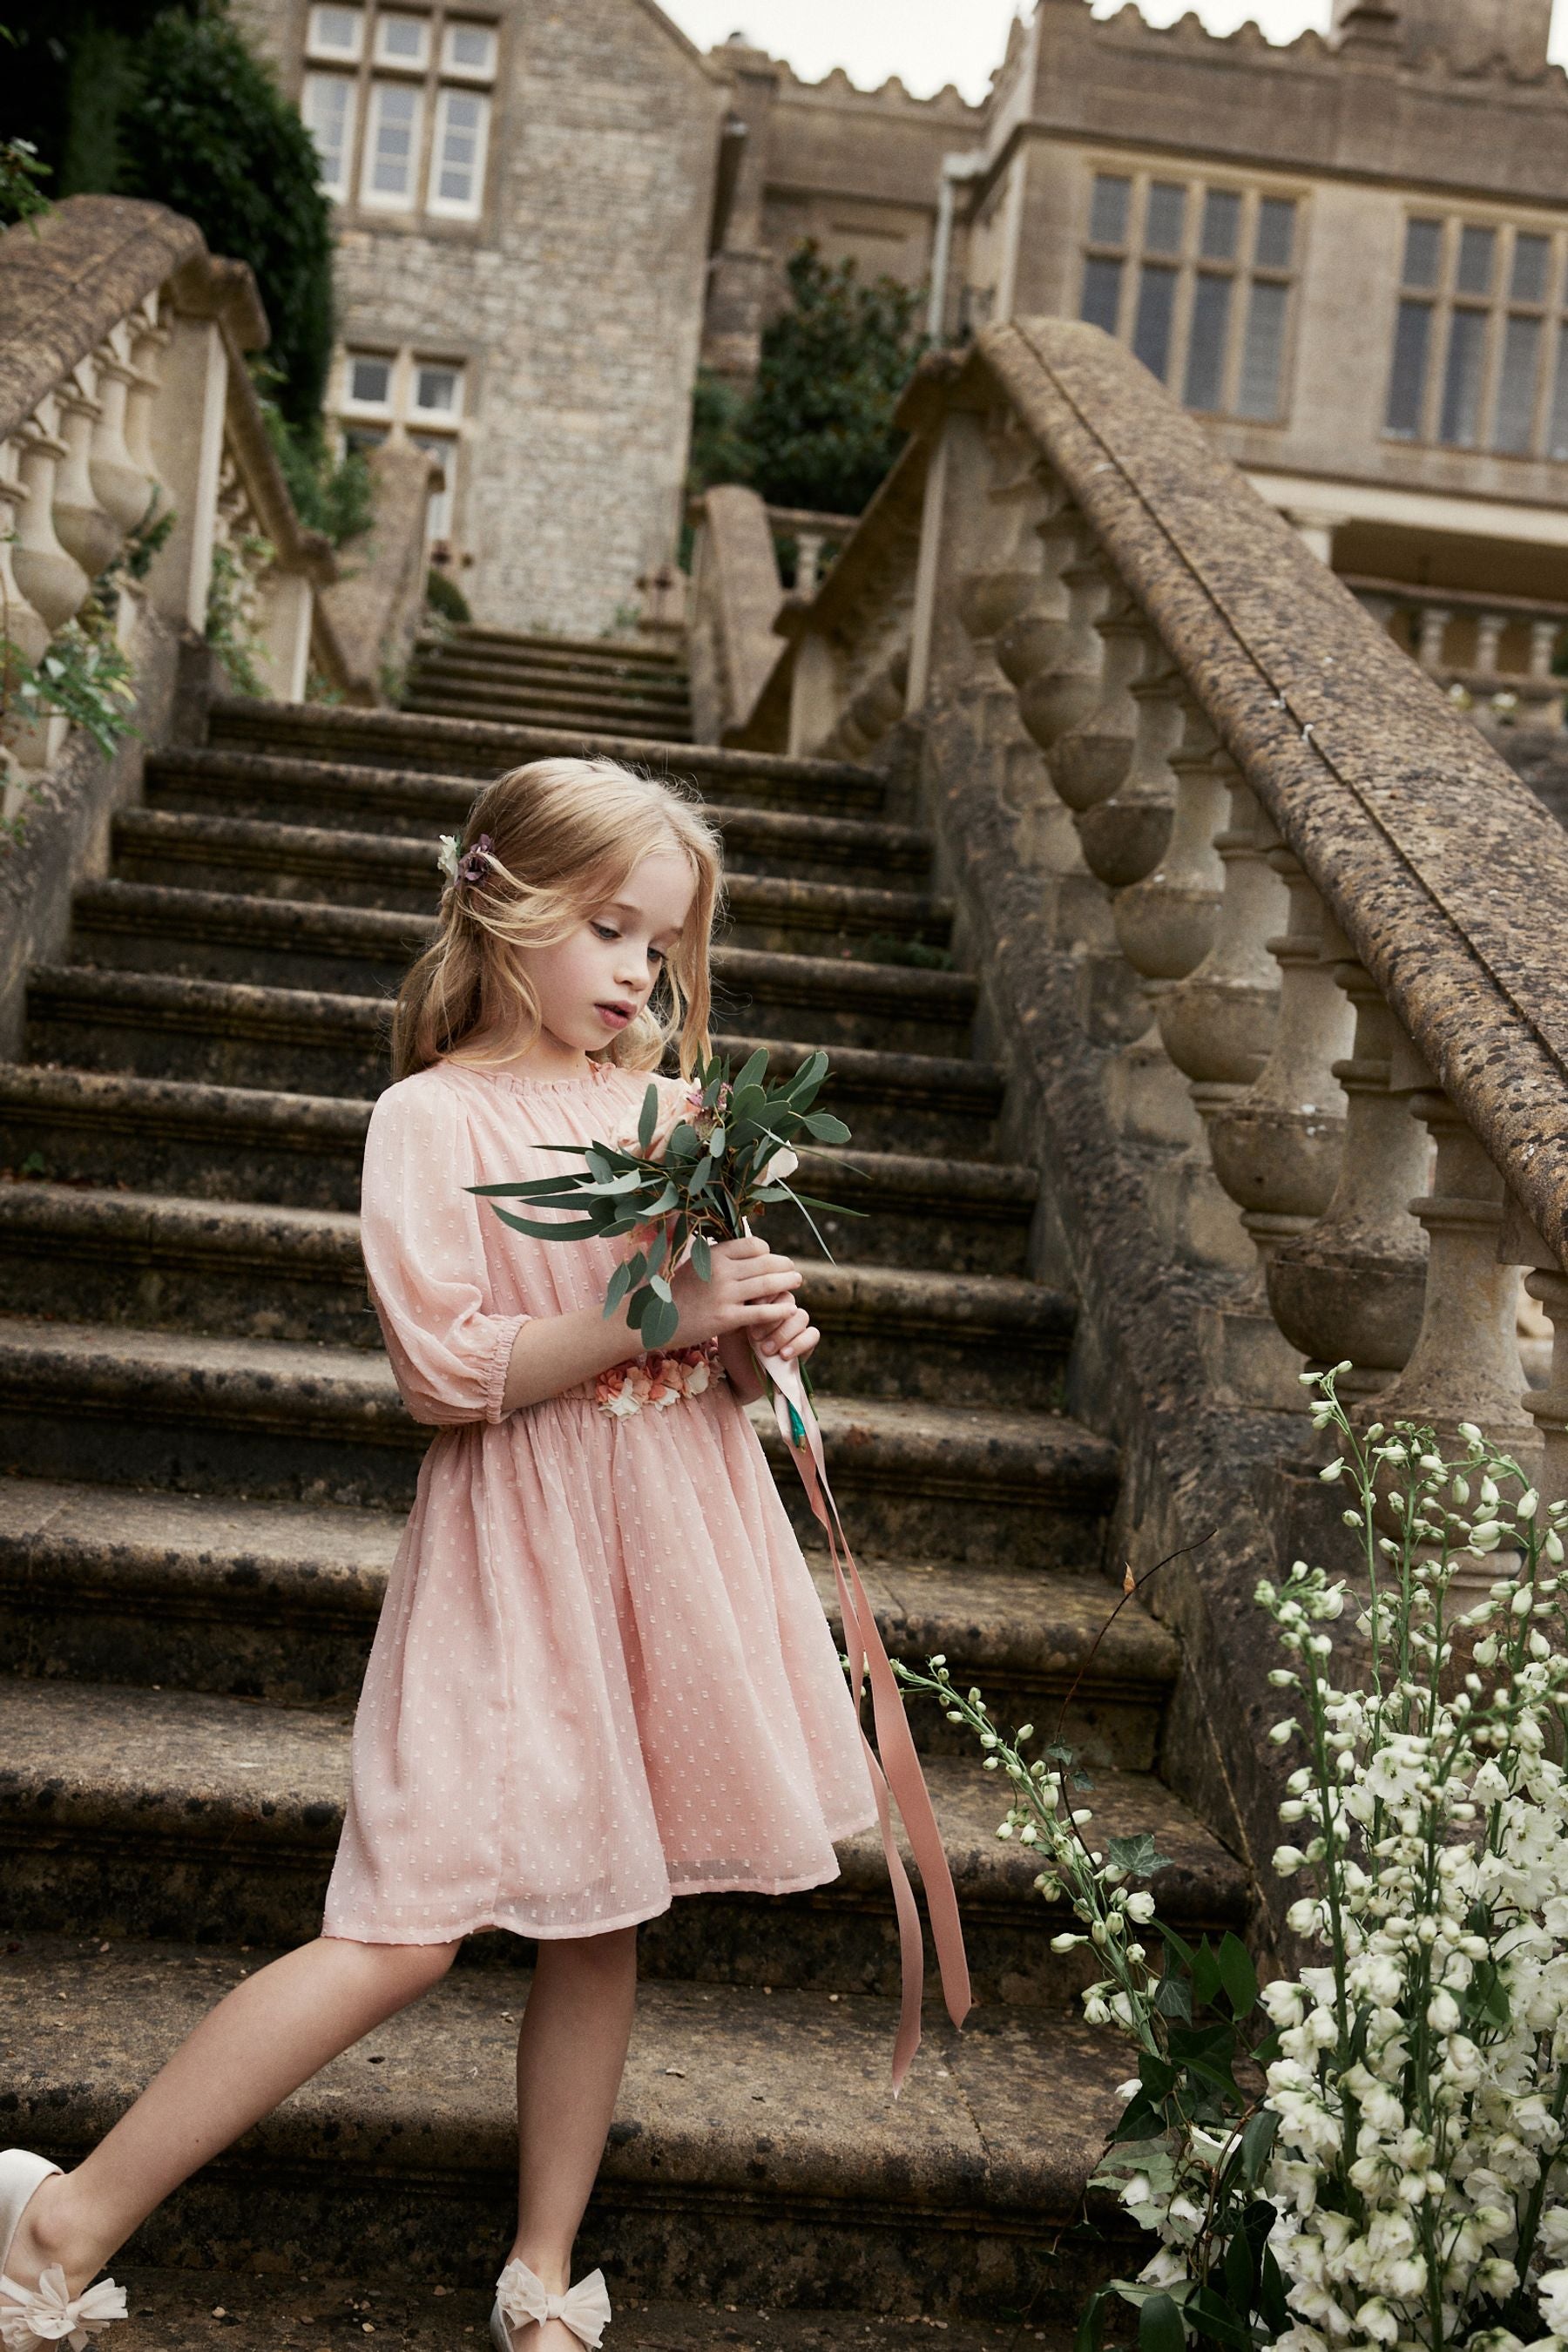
left=668, top=1234, right=801, bottom=1350
left=752, top=1299, right=819, bottom=1365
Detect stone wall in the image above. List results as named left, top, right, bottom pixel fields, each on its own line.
left=249, top=0, right=724, bottom=639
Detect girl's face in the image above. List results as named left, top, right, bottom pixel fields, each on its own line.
left=522, top=847, right=698, bottom=1058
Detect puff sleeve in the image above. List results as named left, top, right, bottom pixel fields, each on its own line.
left=360, top=1074, right=529, bottom=1426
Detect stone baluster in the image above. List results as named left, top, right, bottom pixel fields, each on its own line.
left=1359, top=1037, right=1540, bottom=1465
left=11, top=396, right=90, bottom=633
left=89, top=329, right=155, bottom=537
left=1076, top=639, right=1181, bottom=892
left=1473, top=611, right=1504, bottom=678
left=52, top=359, right=122, bottom=583
left=1196, top=848, right=1352, bottom=1408
left=1529, top=618, right=1560, bottom=682
left=0, top=448, right=51, bottom=666
left=1266, top=923, right=1430, bottom=1403
left=1044, top=581, right=1141, bottom=821
left=1010, top=524, right=1112, bottom=757
left=1152, top=780, right=1288, bottom=1300
left=954, top=422, right=1056, bottom=667
left=123, top=301, right=172, bottom=522
left=1499, top=1197, right=1568, bottom=1510
left=794, top=529, right=825, bottom=599
left=1416, top=605, right=1451, bottom=672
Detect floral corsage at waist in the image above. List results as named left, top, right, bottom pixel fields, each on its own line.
left=594, top=1338, right=721, bottom=1419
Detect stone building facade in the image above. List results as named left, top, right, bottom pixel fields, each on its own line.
left=240, top=0, right=725, bottom=636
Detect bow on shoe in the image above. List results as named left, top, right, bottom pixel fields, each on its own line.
left=0, top=2266, right=128, bottom=2351
left=496, top=2259, right=612, bottom=2349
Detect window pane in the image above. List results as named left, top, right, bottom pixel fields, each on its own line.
left=1145, top=183, right=1186, bottom=256
left=348, top=355, right=392, bottom=405
left=342, top=422, right=389, bottom=455
left=1080, top=254, right=1123, bottom=335
left=1183, top=272, right=1232, bottom=410
left=1255, top=198, right=1295, bottom=271
left=1386, top=299, right=1432, bottom=435
left=1132, top=263, right=1178, bottom=381
left=302, top=73, right=355, bottom=195
left=1200, top=187, right=1240, bottom=262
left=415, top=364, right=461, bottom=415
left=429, top=89, right=488, bottom=212
left=375, top=10, right=429, bottom=64
left=362, top=83, right=422, bottom=203
left=1494, top=313, right=1542, bottom=454
left=1439, top=308, right=1488, bottom=443
left=1237, top=280, right=1288, bottom=418
left=443, top=21, right=497, bottom=77
left=1512, top=232, right=1551, bottom=304
left=1402, top=218, right=1443, bottom=290
left=1456, top=224, right=1497, bottom=296
left=1549, top=322, right=1568, bottom=459
left=1089, top=173, right=1130, bottom=247
left=308, top=4, right=362, bottom=57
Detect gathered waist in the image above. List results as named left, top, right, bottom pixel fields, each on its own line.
left=557, top=1340, right=726, bottom=1418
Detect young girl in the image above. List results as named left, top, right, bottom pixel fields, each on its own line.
left=0, top=756, right=881, bottom=2352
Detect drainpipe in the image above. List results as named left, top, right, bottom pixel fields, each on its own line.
left=926, top=152, right=988, bottom=344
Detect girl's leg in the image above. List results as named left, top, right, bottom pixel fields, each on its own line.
left=499, top=1924, right=639, bottom=2350
left=6, top=1934, right=460, bottom=2295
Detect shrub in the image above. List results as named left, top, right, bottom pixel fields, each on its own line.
left=426, top=567, right=471, bottom=626
left=743, top=241, right=926, bottom=517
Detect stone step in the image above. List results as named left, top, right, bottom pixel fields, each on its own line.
left=0, top=1064, right=1035, bottom=1265
left=0, top=1478, right=1174, bottom=1767
left=0, top=1318, right=1116, bottom=1558
left=145, top=748, right=929, bottom=874
left=412, top=652, right=693, bottom=705
left=206, top=699, right=883, bottom=809
left=107, top=2268, right=1048, bottom=2352
left=70, top=883, right=967, bottom=1050
left=0, top=1680, right=1240, bottom=2003
left=24, top=977, right=1004, bottom=1152
left=0, top=1186, right=1066, bottom=1406
left=440, top=623, right=687, bottom=671
left=402, top=687, right=695, bottom=740
left=112, top=808, right=946, bottom=942
left=0, top=1930, right=1135, bottom=2321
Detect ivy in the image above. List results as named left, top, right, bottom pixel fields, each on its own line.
left=205, top=533, right=274, bottom=698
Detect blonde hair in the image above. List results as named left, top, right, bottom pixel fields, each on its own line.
left=391, top=756, right=724, bottom=1082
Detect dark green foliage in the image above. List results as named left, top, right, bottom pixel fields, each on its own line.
left=261, top=404, right=373, bottom=548
left=112, top=10, right=335, bottom=432
left=687, top=241, right=928, bottom=521
left=425, top=566, right=472, bottom=625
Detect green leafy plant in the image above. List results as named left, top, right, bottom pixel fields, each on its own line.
left=470, top=1046, right=857, bottom=1353
left=688, top=241, right=928, bottom=521
left=206, top=532, right=274, bottom=698
left=425, top=565, right=471, bottom=627
left=260, top=402, right=372, bottom=548
left=0, top=132, right=51, bottom=227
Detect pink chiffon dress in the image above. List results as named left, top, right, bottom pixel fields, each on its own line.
left=321, top=1055, right=876, bottom=1945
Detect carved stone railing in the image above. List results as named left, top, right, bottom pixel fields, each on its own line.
left=686, top=489, right=862, bottom=744
left=1348, top=574, right=1568, bottom=733
left=763, top=502, right=855, bottom=598
left=725, top=323, right=1568, bottom=1919
left=0, top=195, right=346, bottom=784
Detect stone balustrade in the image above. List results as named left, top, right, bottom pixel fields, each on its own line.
left=731, top=320, right=1568, bottom=1578
left=1347, top=573, right=1568, bottom=733
left=761, top=503, right=855, bottom=598
left=686, top=488, right=868, bottom=743
left=0, top=197, right=346, bottom=790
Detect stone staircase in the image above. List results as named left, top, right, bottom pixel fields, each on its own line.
left=0, top=639, right=1247, bottom=2346
left=406, top=625, right=694, bottom=740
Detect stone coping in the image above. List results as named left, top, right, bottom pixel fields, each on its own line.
left=974, top=316, right=1568, bottom=1270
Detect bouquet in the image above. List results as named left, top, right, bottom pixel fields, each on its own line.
left=470, top=1046, right=857, bottom=1359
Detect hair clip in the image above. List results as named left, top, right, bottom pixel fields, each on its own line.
left=436, top=832, right=495, bottom=889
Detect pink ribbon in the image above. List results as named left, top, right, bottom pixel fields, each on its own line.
left=761, top=1347, right=972, bottom=2094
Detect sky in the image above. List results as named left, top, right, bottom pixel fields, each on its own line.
left=659, top=0, right=1568, bottom=104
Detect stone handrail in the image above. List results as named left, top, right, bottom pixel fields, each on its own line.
left=725, top=319, right=1568, bottom=1909
left=1346, top=573, right=1567, bottom=732
left=317, top=440, right=436, bottom=707
left=1, top=195, right=344, bottom=781
left=686, top=483, right=785, bottom=744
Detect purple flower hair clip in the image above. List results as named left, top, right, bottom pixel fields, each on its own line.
left=436, top=832, right=496, bottom=890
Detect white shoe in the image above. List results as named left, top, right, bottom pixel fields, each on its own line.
left=0, top=2149, right=126, bottom=2352
left=490, top=2256, right=612, bottom=2349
